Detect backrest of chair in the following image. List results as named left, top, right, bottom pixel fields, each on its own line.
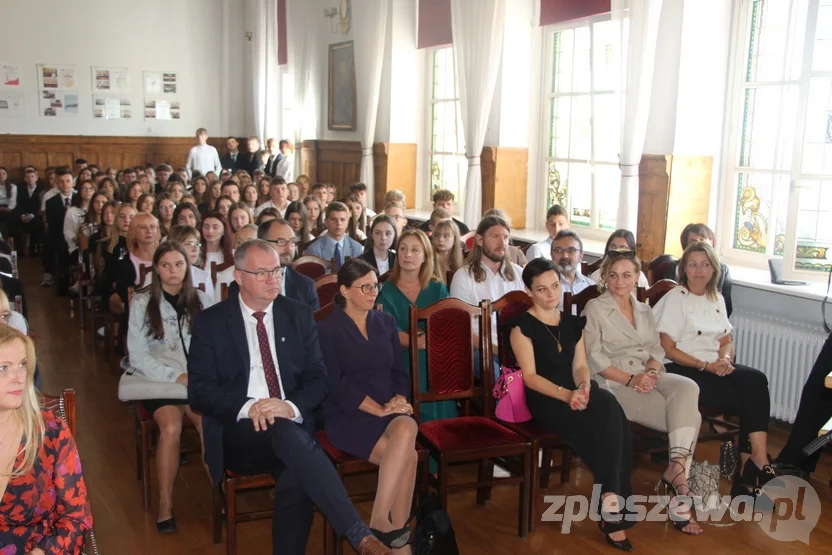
left=585, top=257, right=603, bottom=276
left=379, top=271, right=391, bottom=283
left=138, top=263, right=152, bottom=287
left=409, top=298, right=492, bottom=420
left=314, top=274, right=339, bottom=308
left=39, top=389, right=76, bottom=438
left=220, top=282, right=229, bottom=301
left=291, top=255, right=332, bottom=280
left=637, top=279, right=677, bottom=307
left=313, top=302, right=336, bottom=322
left=210, top=260, right=233, bottom=286
left=197, top=282, right=206, bottom=293
left=647, top=254, right=678, bottom=285
left=491, top=290, right=533, bottom=369
left=562, top=285, right=602, bottom=316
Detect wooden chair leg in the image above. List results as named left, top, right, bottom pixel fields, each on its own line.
left=134, top=416, right=143, bottom=482
left=226, top=480, right=237, bottom=555
left=417, top=453, right=430, bottom=500
left=476, top=458, right=494, bottom=505
left=438, top=458, right=449, bottom=510
left=560, top=447, right=572, bottom=484
left=140, top=424, right=152, bottom=512
left=539, top=448, right=553, bottom=489
left=519, top=449, right=531, bottom=538
left=212, top=481, right=223, bottom=544
left=529, top=445, right=540, bottom=534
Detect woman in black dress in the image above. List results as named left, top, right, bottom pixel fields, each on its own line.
left=509, top=258, right=635, bottom=551
left=318, top=259, right=417, bottom=552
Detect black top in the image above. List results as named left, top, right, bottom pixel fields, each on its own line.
left=507, top=311, right=586, bottom=390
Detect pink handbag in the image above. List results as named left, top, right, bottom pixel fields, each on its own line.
left=493, top=366, right=533, bottom=423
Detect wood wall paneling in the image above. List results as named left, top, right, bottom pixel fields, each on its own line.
left=374, top=143, right=417, bottom=211
left=481, top=146, right=528, bottom=229
left=0, top=135, right=227, bottom=181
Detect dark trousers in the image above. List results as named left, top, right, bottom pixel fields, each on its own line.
left=223, top=418, right=360, bottom=555
left=666, top=362, right=770, bottom=454
left=776, top=335, right=832, bottom=472
left=47, top=236, right=70, bottom=292
left=16, top=217, right=43, bottom=255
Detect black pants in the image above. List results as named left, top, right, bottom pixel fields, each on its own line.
left=666, top=362, right=770, bottom=454
left=16, top=217, right=43, bottom=255
left=776, top=335, right=832, bottom=472
left=223, top=418, right=360, bottom=555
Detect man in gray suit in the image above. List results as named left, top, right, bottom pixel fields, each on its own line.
left=303, top=201, right=363, bottom=271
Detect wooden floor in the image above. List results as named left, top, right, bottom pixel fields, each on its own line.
left=25, top=256, right=832, bottom=555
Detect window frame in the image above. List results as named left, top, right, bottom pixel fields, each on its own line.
left=718, top=0, right=830, bottom=282
left=424, top=45, right=467, bottom=215
left=536, top=12, right=622, bottom=242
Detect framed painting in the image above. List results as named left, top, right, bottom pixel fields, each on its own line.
left=328, top=41, right=356, bottom=131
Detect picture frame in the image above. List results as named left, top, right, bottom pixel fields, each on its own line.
left=328, top=41, right=356, bottom=131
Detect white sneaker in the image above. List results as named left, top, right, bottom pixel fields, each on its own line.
left=41, top=274, right=54, bottom=287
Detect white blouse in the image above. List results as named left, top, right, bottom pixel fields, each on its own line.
left=204, top=251, right=235, bottom=304
left=63, top=206, right=87, bottom=253
left=0, top=184, right=17, bottom=210
left=652, top=286, right=733, bottom=364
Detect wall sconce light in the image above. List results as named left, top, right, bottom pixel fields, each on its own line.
left=323, top=7, right=338, bottom=34
left=324, top=1, right=349, bottom=35
left=244, top=31, right=253, bottom=41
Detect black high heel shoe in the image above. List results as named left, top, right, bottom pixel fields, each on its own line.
left=156, top=510, right=176, bottom=534
left=731, top=458, right=777, bottom=509
left=370, top=525, right=411, bottom=549
left=598, top=518, right=633, bottom=552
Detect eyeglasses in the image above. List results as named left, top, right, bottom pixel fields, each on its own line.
left=265, top=238, right=300, bottom=247
left=607, top=249, right=636, bottom=259
left=237, top=266, right=285, bottom=282
left=552, top=247, right=580, bottom=255
left=351, top=283, right=383, bottom=294
left=182, top=241, right=201, bottom=249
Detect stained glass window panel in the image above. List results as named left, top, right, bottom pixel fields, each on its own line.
left=595, top=164, right=620, bottom=231
left=546, top=161, right=567, bottom=209
left=592, top=20, right=621, bottom=91
left=430, top=154, right=467, bottom=199
left=737, top=87, right=783, bottom=169
left=732, top=172, right=775, bottom=253
left=549, top=97, right=571, bottom=158
left=593, top=94, right=620, bottom=163
left=569, top=96, right=592, bottom=160
left=745, top=0, right=794, bottom=82
left=552, top=30, right=575, bottom=94
left=567, top=163, right=592, bottom=227
left=432, top=49, right=456, bottom=101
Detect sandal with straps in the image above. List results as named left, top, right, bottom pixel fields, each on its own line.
left=660, top=451, right=703, bottom=535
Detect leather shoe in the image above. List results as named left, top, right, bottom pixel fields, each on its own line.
left=357, top=535, right=393, bottom=555
left=156, top=513, right=176, bottom=534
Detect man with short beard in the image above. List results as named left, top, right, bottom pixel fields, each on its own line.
left=551, top=229, right=595, bottom=301
left=450, top=215, right=524, bottom=365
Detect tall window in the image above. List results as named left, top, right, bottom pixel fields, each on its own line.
left=542, top=17, right=622, bottom=235
left=427, top=47, right=466, bottom=209
left=723, top=0, right=832, bottom=277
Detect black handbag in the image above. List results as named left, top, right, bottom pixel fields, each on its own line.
left=410, top=493, right=459, bottom=555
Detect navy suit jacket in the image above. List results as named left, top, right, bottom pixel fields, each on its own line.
left=227, top=266, right=319, bottom=311
left=220, top=151, right=245, bottom=172
left=188, top=294, right=330, bottom=481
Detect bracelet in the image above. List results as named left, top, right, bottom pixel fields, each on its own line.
left=625, top=375, right=634, bottom=387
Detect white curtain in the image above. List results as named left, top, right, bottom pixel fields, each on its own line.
left=450, top=0, right=507, bottom=228
left=352, top=0, right=389, bottom=199
left=613, top=0, right=664, bottom=231
left=251, top=0, right=281, bottom=143
left=286, top=0, right=322, bottom=176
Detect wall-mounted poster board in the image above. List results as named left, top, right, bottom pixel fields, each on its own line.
left=92, top=66, right=130, bottom=93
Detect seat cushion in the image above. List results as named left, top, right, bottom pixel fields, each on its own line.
left=419, top=416, right=525, bottom=452
left=316, top=430, right=360, bottom=464
left=504, top=420, right=561, bottom=441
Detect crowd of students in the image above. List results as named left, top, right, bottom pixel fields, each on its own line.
left=0, top=130, right=824, bottom=555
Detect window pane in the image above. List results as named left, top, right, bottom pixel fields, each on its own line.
left=549, top=97, right=571, bottom=158
left=430, top=154, right=467, bottom=201
left=567, top=163, right=592, bottom=226
left=569, top=96, right=591, bottom=160
left=802, top=77, right=832, bottom=174
left=737, top=86, right=783, bottom=169
left=592, top=20, right=622, bottom=91
left=572, top=26, right=591, bottom=93
left=794, top=180, right=832, bottom=272
left=811, top=2, right=832, bottom=72
left=745, top=0, right=798, bottom=82
left=772, top=174, right=790, bottom=256
left=546, top=161, right=568, bottom=209
left=595, top=164, right=620, bottom=231
left=593, top=93, right=620, bottom=163
left=431, top=101, right=455, bottom=153
left=732, top=172, right=777, bottom=253
left=552, top=30, right=574, bottom=94
left=432, top=49, right=456, bottom=100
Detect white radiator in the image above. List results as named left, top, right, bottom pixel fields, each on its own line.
left=732, top=310, right=828, bottom=423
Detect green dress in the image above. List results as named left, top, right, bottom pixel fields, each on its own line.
left=377, top=279, right=458, bottom=423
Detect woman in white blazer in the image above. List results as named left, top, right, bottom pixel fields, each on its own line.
left=583, top=250, right=703, bottom=536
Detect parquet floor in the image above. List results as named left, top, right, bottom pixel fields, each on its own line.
left=23, top=257, right=832, bottom=554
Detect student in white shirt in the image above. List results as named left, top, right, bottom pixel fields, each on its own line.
left=348, top=182, right=376, bottom=219
left=253, top=177, right=290, bottom=218
left=450, top=215, right=525, bottom=360
left=186, top=128, right=223, bottom=179
left=200, top=212, right=235, bottom=304
left=63, top=181, right=95, bottom=256
left=0, top=167, right=18, bottom=231
left=552, top=230, right=596, bottom=303
left=526, top=204, right=569, bottom=261
left=274, top=140, right=294, bottom=182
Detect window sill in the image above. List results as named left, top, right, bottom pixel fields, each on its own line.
left=728, top=264, right=830, bottom=303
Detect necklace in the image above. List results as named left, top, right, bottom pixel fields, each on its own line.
left=532, top=309, right=562, bottom=353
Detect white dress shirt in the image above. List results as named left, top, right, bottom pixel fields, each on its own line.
left=186, top=144, right=223, bottom=178
left=0, top=183, right=17, bottom=211
left=236, top=296, right=303, bottom=423
left=525, top=237, right=554, bottom=261
left=63, top=206, right=87, bottom=253
left=450, top=261, right=525, bottom=345
left=253, top=200, right=288, bottom=219
left=653, top=286, right=733, bottom=364
left=376, top=256, right=390, bottom=276
left=275, top=156, right=293, bottom=182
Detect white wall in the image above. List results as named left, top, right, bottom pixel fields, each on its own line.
left=0, top=0, right=244, bottom=137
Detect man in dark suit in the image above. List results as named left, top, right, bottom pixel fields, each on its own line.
left=242, top=136, right=265, bottom=176
left=188, top=240, right=391, bottom=555
left=264, top=138, right=284, bottom=177
left=220, top=136, right=244, bottom=171
left=44, top=167, right=75, bottom=294
left=15, top=166, right=44, bottom=256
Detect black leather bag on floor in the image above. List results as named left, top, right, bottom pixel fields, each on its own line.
left=410, top=492, right=459, bottom=555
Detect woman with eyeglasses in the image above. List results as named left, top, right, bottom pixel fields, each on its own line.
left=583, top=251, right=703, bottom=535
left=318, top=259, right=416, bottom=551
left=376, top=229, right=456, bottom=424
left=654, top=242, right=773, bottom=501
left=588, top=229, right=649, bottom=288
left=167, top=225, right=209, bottom=294
left=127, top=242, right=212, bottom=533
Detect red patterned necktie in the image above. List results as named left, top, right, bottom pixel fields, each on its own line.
left=64, top=197, right=70, bottom=209
left=253, top=311, right=282, bottom=398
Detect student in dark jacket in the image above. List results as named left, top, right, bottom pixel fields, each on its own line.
left=44, top=168, right=76, bottom=294
left=359, top=215, right=397, bottom=277
left=15, top=167, right=45, bottom=256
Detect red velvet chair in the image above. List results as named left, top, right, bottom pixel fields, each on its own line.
left=636, top=279, right=677, bottom=307
left=292, top=255, right=334, bottom=280
left=314, top=274, right=339, bottom=308
left=562, top=285, right=602, bottom=316
left=409, top=298, right=532, bottom=538
left=491, top=291, right=573, bottom=533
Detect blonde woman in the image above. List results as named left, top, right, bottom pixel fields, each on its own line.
left=110, top=212, right=160, bottom=314
left=430, top=218, right=463, bottom=284
left=0, top=327, right=93, bottom=554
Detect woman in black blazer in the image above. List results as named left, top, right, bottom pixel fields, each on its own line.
left=359, top=215, right=397, bottom=277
